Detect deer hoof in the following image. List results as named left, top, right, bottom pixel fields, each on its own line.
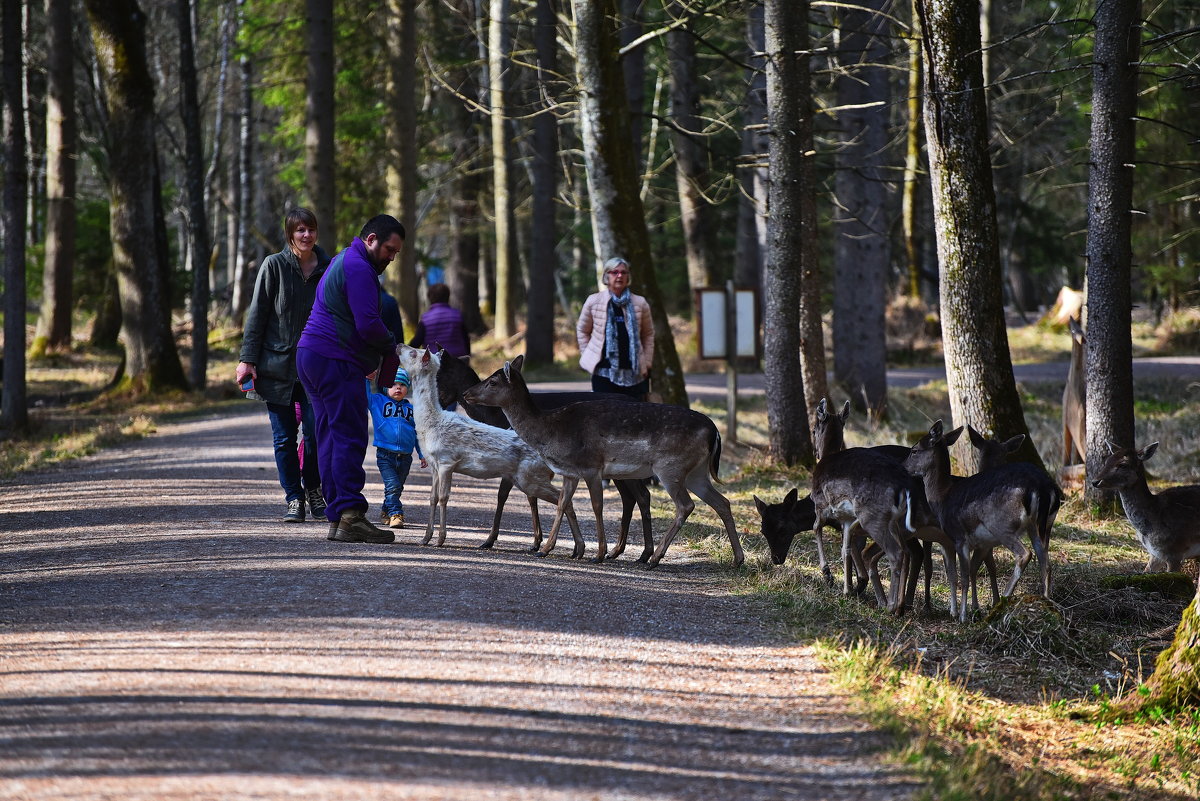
left=478, top=542, right=495, bottom=550
left=535, top=550, right=550, bottom=558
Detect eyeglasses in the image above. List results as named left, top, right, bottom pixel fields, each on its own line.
left=607, top=270, right=629, bottom=277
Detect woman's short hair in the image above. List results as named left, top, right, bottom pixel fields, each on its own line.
left=602, top=257, right=631, bottom=280
left=284, top=207, right=318, bottom=245
left=427, top=283, right=451, bottom=305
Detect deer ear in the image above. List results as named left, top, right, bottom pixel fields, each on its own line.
left=753, top=495, right=767, bottom=515
left=1139, top=442, right=1159, bottom=462
left=511, top=354, right=525, bottom=372
left=502, top=361, right=511, bottom=380
left=945, top=426, right=964, bottom=446
left=1003, top=434, right=1025, bottom=453
left=929, top=420, right=944, bottom=438
left=784, top=486, right=799, bottom=506
left=967, top=425, right=986, bottom=448
left=816, top=398, right=828, bottom=422
left=420, top=349, right=431, bottom=365
left=839, top=400, right=850, bottom=423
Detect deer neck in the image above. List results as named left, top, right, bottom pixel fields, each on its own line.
left=408, top=365, right=443, bottom=421
left=1114, top=470, right=1157, bottom=535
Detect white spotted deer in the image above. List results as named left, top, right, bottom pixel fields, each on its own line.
left=463, top=355, right=744, bottom=567
left=1092, top=442, right=1200, bottom=592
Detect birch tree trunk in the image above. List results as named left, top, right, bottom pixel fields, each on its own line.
left=386, top=0, right=419, bottom=330
left=1084, top=0, right=1140, bottom=508
left=489, top=0, right=517, bottom=338
left=84, top=0, right=186, bottom=392
left=916, top=0, right=1040, bottom=471
left=735, top=3, right=767, bottom=291
left=762, top=0, right=815, bottom=465
left=33, top=0, right=76, bottom=356
left=524, top=0, right=560, bottom=367
left=574, top=0, right=687, bottom=407
left=2, top=0, right=28, bottom=430
left=832, top=0, right=891, bottom=416
left=305, top=0, right=335, bottom=236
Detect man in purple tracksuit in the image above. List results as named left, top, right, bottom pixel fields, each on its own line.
left=297, top=214, right=406, bottom=544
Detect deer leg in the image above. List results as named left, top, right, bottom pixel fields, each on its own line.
left=689, top=477, right=745, bottom=568
left=480, top=478, right=515, bottom=549
left=1003, top=537, right=1033, bottom=598
left=423, top=468, right=443, bottom=546
left=539, top=476, right=578, bottom=558
left=647, top=482, right=696, bottom=568
left=1031, top=527, right=1051, bottom=598
left=562, top=495, right=586, bottom=559
left=435, top=469, right=454, bottom=547
left=812, top=522, right=833, bottom=584
left=609, top=480, right=633, bottom=560
left=631, top=479, right=654, bottom=563
left=527, top=495, right=543, bottom=552
left=585, top=477, right=607, bottom=564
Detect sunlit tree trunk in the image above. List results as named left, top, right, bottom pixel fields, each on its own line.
left=2, top=0, right=29, bottom=430
left=84, top=0, right=186, bottom=392
left=33, top=0, right=76, bottom=357
left=832, top=0, right=890, bottom=416
left=386, top=0, right=419, bottom=331
left=901, top=6, right=923, bottom=299
left=489, top=0, right=517, bottom=338
left=524, top=0, right=559, bottom=368
left=762, top=0, right=815, bottom=465
left=574, top=0, right=687, bottom=407
left=305, top=0, right=335, bottom=235
left=916, top=0, right=1040, bottom=471
left=1084, top=0, right=1140, bottom=509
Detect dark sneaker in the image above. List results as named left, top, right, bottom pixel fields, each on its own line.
left=306, top=489, right=328, bottom=521
left=284, top=498, right=305, bottom=523
left=331, top=509, right=395, bottom=544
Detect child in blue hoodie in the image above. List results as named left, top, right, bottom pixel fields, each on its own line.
left=367, top=369, right=426, bottom=528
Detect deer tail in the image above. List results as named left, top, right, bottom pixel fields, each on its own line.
left=710, top=430, right=724, bottom=484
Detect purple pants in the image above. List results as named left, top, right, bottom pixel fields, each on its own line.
left=296, top=347, right=369, bottom=521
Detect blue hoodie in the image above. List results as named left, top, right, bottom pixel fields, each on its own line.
left=367, top=380, right=423, bottom=457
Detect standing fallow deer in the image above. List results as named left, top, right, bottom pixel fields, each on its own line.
left=463, top=355, right=745, bottom=567
left=905, top=421, right=1061, bottom=620
left=1092, top=442, right=1200, bottom=591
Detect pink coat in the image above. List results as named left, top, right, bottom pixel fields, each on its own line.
left=576, top=290, right=655, bottom=376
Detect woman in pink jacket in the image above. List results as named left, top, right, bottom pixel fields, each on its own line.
left=576, top=257, right=655, bottom=400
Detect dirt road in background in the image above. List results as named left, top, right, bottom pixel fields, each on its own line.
left=0, top=406, right=916, bottom=800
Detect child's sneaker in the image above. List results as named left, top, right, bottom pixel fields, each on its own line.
left=306, top=489, right=327, bottom=521
left=389, top=514, right=405, bottom=529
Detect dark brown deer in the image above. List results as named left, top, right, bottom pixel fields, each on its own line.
left=435, top=350, right=655, bottom=560
left=1063, top=316, right=1087, bottom=467
left=463, top=356, right=745, bottom=567
left=905, top=421, right=1060, bottom=620
left=1092, top=442, right=1200, bottom=590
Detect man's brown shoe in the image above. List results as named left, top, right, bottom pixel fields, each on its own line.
left=327, top=519, right=340, bottom=540
left=331, top=509, right=395, bottom=544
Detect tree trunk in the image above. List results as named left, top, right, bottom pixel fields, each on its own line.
left=901, top=8, right=923, bottom=299
left=1084, top=0, right=1139, bottom=509
left=524, top=0, right=559, bottom=368
left=762, top=0, right=815, bottom=466
left=832, top=0, right=891, bottom=417
left=178, top=0, right=211, bottom=391
left=2, top=0, right=29, bottom=431
left=84, top=0, right=186, bottom=392
left=618, top=0, right=645, bottom=173
left=385, top=0, right=419, bottom=331
left=33, top=0, right=76, bottom=356
left=305, top=0, right=335, bottom=236
left=916, top=0, right=1040, bottom=472
left=574, top=0, right=687, bottom=407
left=489, top=0, right=517, bottom=338
left=666, top=0, right=716, bottom=290
left=230, top=51, right=253, bottom=322
left=735, top=3, right=767, bottom=291
left=1125, top=594, right=1200, bottom=713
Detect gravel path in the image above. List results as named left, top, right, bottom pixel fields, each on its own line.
left=0, top=407, right=917, bottom=800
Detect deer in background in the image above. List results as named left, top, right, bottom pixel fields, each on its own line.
left=434, top=350, right=655, bottom=560
left=398, top=346, right=585, bottom=554
left=1062, top=316, right=1087, bottom=469
left=1092, top=442, right=1200, bottom=591
left=463, top=356, right=745, bottom=568
left=905, top=421, right=1060, bottom=620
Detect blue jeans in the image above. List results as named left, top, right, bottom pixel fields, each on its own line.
left=265, top=390, right=320, bottom=503
left=376, top=448, right=414, bottom=517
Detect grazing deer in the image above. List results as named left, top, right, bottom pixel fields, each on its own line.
left=435, top=350, right=655, bottom=560
left=905, top=421, right=1061, bottom=620
left=397, top=346, right=584, bottom=554
left=1063, top=316, right=1087, bottom=467
left=463, top=356, right=745, bottom=567
left=753, top=488, right=818, bottom=567
left=1092, top=442, right=1200, bottom=590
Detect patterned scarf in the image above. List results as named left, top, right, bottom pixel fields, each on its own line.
left=602, top=289, right=640, bottom=386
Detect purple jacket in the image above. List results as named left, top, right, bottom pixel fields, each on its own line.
left=298, top=237, right=400, bottom=384
left=410, top=303, right=470, bottom=358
